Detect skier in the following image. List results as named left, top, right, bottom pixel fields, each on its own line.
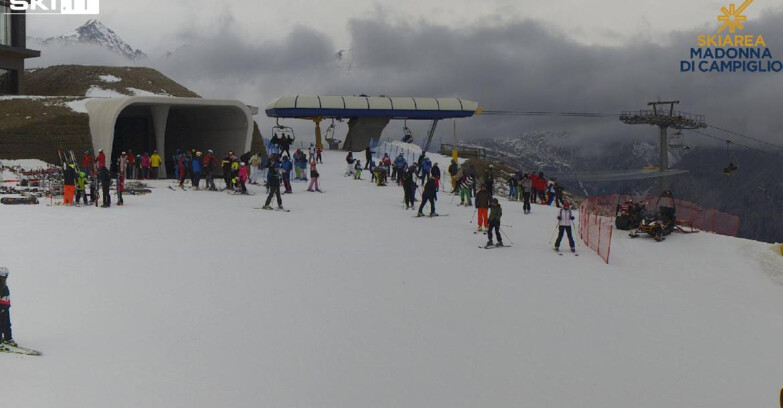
left=63, top=163, right=76, bottom=205
left=364, top=145, right=373, bottom=169
left=221, top=152, right=232, bottom=190
left=431, top=162, right=441, bottom=191
left=117, top=152, right=127, bottom=205
left=554, top=201, right=576, bottom=253
left=192, top=152, right=202, bottom=189
left=448, top=159, right=459, bottom=193
left=149, top=150, right=162, bottom=179
left=75, top=171, right=88, bottom=206
left=508, top=174, right=518, bottom=201
left=520, top=173, right=532, bottom=214
left=475, top=184, right=490, bottom=232
left=553, top=178, right=565, bottom=208
left=393, top=153, right=407, bottom=185
left=354, top=160, right=362, bottom=180
left=0, top=267, right=15, bottom=348
left=203, top=150, right=217, bottom=191
left=281, top=155, right=293, bottom=193
left=486, top=198, right=503, bottom=247
left=534, top=171, right=547, bottom=204
left=316, top=146, right=323, bottom=163
left=95, top=149, right=106, bottom=169
left=80, top=151, right=92, bottom=173
left=459, top=174, right=473, bottom=206
left=483, top=164, right=495, bottom=199
left=403, top=165, right=417, bottom=209
left=345, top=152, right=355, bottom=176
left=420, top=155, right=432, bottom=186
left=262, top=165, right=284, bottom=210
left=307, top=162, right=321, bottom=192
left=417, top=176, right=438, bottom=216
left=99, top=165, right=111, bottom=208
left=237, top=162, right=248, bottom=194
left=140, top=153, right=151, bottom=180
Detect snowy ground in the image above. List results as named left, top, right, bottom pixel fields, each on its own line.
left=2, top=150, right=782, bottom=408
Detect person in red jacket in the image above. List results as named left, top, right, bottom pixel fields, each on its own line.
left=81, top=151, right=92, bottom=173
left=529, top=172, right=539, bottom=203
left=95, top=149, right=106, bottom=169
left=534, top=172, right=547, bottom=204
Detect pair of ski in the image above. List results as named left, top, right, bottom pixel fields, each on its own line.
left=412, top=213, right=448, bottom=218
left=555, top=248, right=579, bottom=256
left=253, top=207, right=290, bottom=212
left=0, top=343, right=41, bottom=356
left=479, top=244, right=510, bottom=249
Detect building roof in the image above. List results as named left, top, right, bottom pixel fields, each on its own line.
left=265, top=95, right=479, bottom=120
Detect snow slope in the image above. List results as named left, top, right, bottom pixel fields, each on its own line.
left=1, top=150, right=782, bottom=408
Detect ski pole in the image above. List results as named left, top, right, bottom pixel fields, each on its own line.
left=470, top=208, right=476, bottom=224
left=499, top=227, right=514, bottom=245
left=549, top=222, right=559, bottom=246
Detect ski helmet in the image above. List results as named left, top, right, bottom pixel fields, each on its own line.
left=0, top=267, right=8, bottom=278
left=563, top=201, right=570, bottom=208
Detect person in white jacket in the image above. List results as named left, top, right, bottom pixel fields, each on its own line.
left=554, top=201, right=576, bottom=252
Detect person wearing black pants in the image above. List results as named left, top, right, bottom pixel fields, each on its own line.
left=99, top=166, right=111, bottom=208
left=521, top=173, right=532, bottom=214
left=263, top=168, right=283, bottom=209
left=487, top=198, right=503, bottom=247
left=417, top=177, right=437, bottom=216
left=0, top=267, right=14, bottom=346
left=554, top=202, right=576, bottom=252
left=403, top=167, right=417, bottom=209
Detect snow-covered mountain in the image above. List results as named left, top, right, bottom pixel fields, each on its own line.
left=36, top=20, right=146, bottom=61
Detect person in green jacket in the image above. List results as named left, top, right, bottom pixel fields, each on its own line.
left=487, top=198, right=503, bottom=247
left=75, top=171, right=88, bottom=206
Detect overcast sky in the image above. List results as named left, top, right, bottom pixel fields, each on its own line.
left=24, top=0, right=783, bottom=153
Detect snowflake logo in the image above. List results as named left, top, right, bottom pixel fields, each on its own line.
left=717, top=0, right=753, bottom=34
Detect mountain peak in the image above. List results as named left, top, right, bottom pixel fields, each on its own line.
left=43, top=19, right=147, bottom=61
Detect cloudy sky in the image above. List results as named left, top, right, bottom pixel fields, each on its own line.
left=24, top=0, right=783, bottom=153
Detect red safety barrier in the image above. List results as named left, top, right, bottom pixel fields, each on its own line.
left=579, top=195, right=740, bottom=264
left=579, top=207, right=613, bottom=264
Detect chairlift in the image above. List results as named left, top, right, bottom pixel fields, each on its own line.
left=324, top=119, right=336, bottom=141
left=723, top=140, right=739, bottom=175
left=272, top=119, right=295, bottom=141
left=668, top=130, right=685, bottom=149
left=402, top=120, right=413, bottom=143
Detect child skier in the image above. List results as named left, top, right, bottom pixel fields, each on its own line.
left=0, top=267, right=15, bottom=348
left=307, top=162, right=321, bottom=192
left=554, top=201, right=576, bottom=253
left=75, top=171, right=88, bottom=205
left=487, top=198, right=503, bottom=247
left=354, top=160, right=362, bottom=180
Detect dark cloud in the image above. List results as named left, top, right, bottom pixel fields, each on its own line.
left=28, top=10, right=783, bottom=154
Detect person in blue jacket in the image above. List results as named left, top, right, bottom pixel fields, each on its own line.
left=393, top=154, right=407, bottom=185
left=420, top=155, right=433, bottom=186
left=191, top=151, right=203, bottom=189
left=281, top=155, right=294, bottom=194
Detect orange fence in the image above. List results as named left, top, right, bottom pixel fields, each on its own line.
left=579, top=194, right=741, bottom=264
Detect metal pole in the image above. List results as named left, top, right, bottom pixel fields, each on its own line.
left=660, top=126, right=670, bottom=192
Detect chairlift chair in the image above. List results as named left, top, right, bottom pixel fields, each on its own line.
left=402, top=120, right=413, bottom=143
left=272, top=119, right=295, bottom=141
left=668, top=130, right=685, bottom=149
left=723, top=140, right=739, bottom=174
